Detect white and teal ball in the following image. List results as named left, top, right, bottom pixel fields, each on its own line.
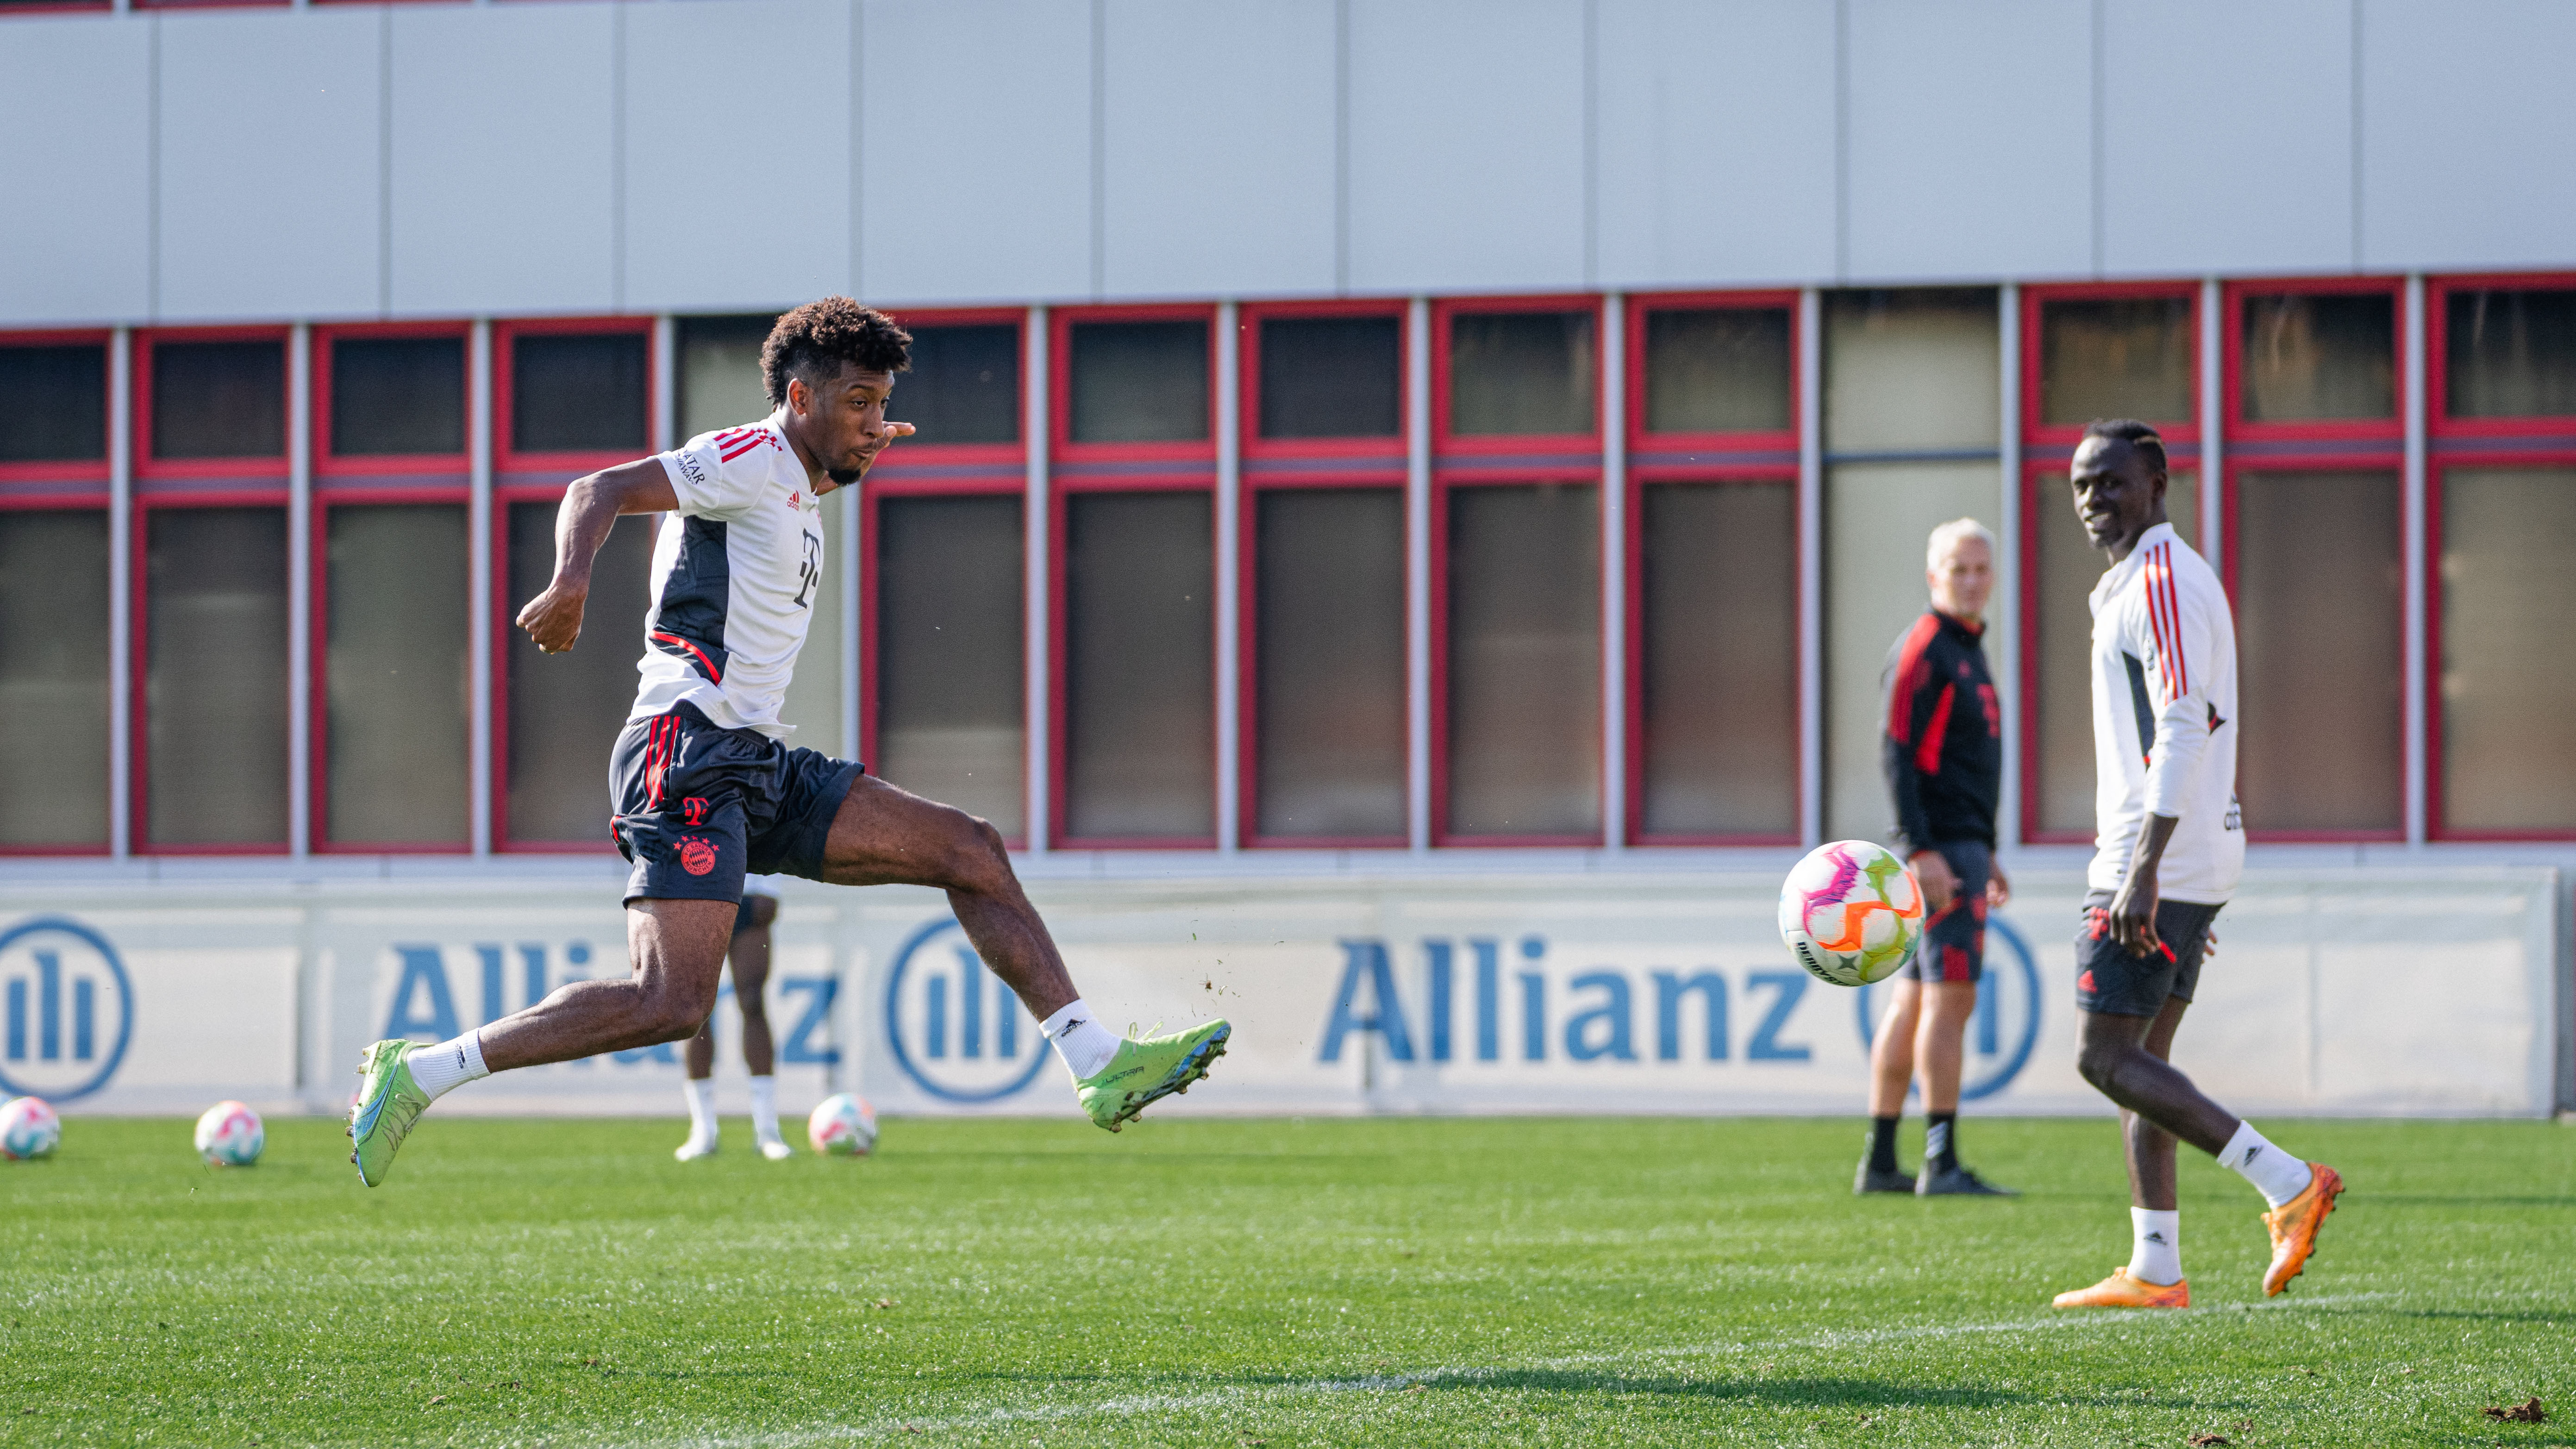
left=194, top=1100, right=264, bottom=1167
left=1777, top=839, right=1927, bottom=987
left=0, top=1096, right=61, bottom=1161
left=807, top=1093, right=878, bottom=1157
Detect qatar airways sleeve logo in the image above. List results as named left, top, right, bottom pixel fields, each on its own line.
left=675, top=452, right=710, bottom=487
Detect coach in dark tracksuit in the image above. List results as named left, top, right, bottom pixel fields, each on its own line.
left=1857, top=519, right=2015, bottom=1198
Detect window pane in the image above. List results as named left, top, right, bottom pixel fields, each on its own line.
left=2032, top=471, right=2198, bottom=836
left=1450, top=311, right=1595, bottom=437
left=1063, top=491, right=1212, bottom=838
left=2235, top=470, right=2401, bottom=832
left=0, top=510, right=109, bottom=845
left=1254, top=488, right=1406, bottom=839
left=512, top=332, right=648, bottom=454
left=506, top=502, right=657, bottom=842
left=677, top=315, right=777, bottom=439
left=1639, top=481, right=1797, bottom=836
left=2440, top=468, right=2576, bottom=831
left=901, top=324, right=1022, bottom=445
left=2241, top=293, right=2395, bottom=422
left=1447, top=483, right=1600, bottom=837
left=147, top=508, right=288, bottom=845
left=152, top=340, right=284, bottom=460
left=2445, top=289, right=2576, bottom=419
left=876, top=495, right=1025, bottom=835
left=1258, top=316, right=1401, bottom=440
left=330, top=337, right=464, bottom=457
left=1823, top=289, right=1999, bottom=452
left=2039, top=296, right=2194, bottom=425
left=326, top=505, right=468, bottom=844
left=1069, top=321, right=1207, bottom=444
left=1643, top=308, right=1792, bottom=434
left=0, top=345, right=107, bottom=463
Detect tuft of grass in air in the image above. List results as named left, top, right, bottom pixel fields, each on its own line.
left=0, top=1114, right=2569, bottom=1447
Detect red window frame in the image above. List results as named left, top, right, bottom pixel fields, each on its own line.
left=2425, top=270, right=2576, bottom=841
left=0, top=328, right=111, bottom=505
left=859, top=307, right=1031, bottom=849
left=0, top=0, right=115, bottom=14
left=310, top=321, right=475, bottom=853
left=1237, top=299, right=1412, bottom=849
left=1432, top=295, right=1607, bottom=848
left=491, top=315, right=659, bottom=852
left=2015, top=281, right=2204, bottom=844
left=1621, top=290, right=1804, bottom=847
left=1049, top=303, right=1219, bottom=850
left=2221, top=276, right=2408, bottom=843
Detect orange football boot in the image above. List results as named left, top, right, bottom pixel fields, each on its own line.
left=2051, top=1268, right=2189, bottom=1309
left=2261, top=1162, right=2344, bottom=1296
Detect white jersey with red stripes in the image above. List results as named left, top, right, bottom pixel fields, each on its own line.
left=627, top=410, right=826, bottom=739
left=2086, top=521, right=2245, bottom=905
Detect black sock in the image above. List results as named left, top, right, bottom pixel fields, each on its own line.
left=1867, top=1116, right=1901, bottom=1173
left=1927, top=1112, right=1959, bottom=1172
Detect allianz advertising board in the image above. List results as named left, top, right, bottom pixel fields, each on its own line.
left=0, top=869, right=2556, bottom=1120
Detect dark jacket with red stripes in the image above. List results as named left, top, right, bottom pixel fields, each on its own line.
left=1881, top=610, right=2001, bottom=856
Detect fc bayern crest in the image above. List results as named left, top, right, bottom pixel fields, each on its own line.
left=0, top=916, right=136, bottom=1103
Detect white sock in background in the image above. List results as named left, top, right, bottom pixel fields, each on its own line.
left=2128, top=1208, right=2182, bottom=1286
left=1041, top=999, right=1121, bottom=1080
left=2220, top=1120, right=2314, bottom=1208
left=748, top=1076, right=783, bottom=1145
left=407, top=1032, right=489, bottom=1102
left=682, top=1079, right=719, bottom=1147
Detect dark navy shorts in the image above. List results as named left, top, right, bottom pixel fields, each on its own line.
left=2075, top=891, right=2224, bottom=1017
left=609, top=703, right=864, bottom=905
left=1897, top=839, right=1990, bottom=985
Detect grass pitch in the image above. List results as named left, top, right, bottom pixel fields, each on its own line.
left=1, top=1115, right=2569, bottom=1448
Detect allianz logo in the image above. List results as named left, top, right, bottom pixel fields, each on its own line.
left=380, top=941, right=840, bottom=1067
left=0, top=916, right=135, bottom=1103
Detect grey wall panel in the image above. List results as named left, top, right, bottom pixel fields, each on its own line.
left=2362, top=0, right=2576, bottom=272
left=1594, top=0, right=1836, bottom=290
left=1101, top=0, right=1337, bottom=299
left=858, top=0, right=1090, bottom=306
left=623, top=0, right=851, bottom=314
left=388, top=4, right=616, bottom=317
left=1843, top=0, right=2092, bottom=282
left=0, top=18, right=150, bottom=325
left=1347, top=0, right=1588, bottom=295
left=157, top=10, right=382, bottom=322
left=2101, top=0, right=2352, bottom=278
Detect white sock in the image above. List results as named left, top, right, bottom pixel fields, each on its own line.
left=2220, top=1120, right=2315, bottom=1208
left=2128, top=1208, right=2182, bottom=1286
left=407, top=1031, right=489, bottom=1102
left=683, top=1079, right=719, bottom=1143
left=1041, top=999, right=1121, bottom=1079
left=748, top=1076, right=782, bottom=1144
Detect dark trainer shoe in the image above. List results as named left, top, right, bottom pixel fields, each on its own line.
left=1855, top=1161, right=1916, bottom=1194
left=1917, top=1163, right=2017, bottom=1197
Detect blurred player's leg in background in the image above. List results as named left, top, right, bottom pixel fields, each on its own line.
left=676, top=887, right=785, bottom=1161
left=1858, top=982, right=1921, bottom=1192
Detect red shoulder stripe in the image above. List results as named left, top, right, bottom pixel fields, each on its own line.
left=2159, top=549, right=2188, bottom=695
left=1885, top=613, right=1942, bottom=745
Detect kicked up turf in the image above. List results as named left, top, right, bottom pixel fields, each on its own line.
left=0, top=1114, right=2570, bottom=1447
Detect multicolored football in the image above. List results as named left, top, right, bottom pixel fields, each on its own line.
left=194, top=1100, right=264, bottom=1167
left=0, top=1096, right=61, bottom=1161
left=1778, top=840, right=1925, bottom=987
left=807, top=1093, right=878, bottom=1157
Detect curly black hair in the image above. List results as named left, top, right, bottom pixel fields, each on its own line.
left=2082, top=418, right=2168, bottom=476
left=761, top=297, right=912, bottom=407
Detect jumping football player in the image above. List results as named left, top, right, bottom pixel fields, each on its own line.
left=1857, top=518, right=2013, bottom=1198
left=675, top=874, right=790, bottom=1162
left=2049, top=420, right=2340, bottom=1309
left=346, top=300, right=1230, bottom=1186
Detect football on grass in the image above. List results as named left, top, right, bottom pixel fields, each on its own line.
left=807, top=1093, right=878, bottom=1157
left=0, top=1096, right=61, bottom=1161
left=1777, top=840, right=1925, bottom=987
left=194, top=1100, right=264, bottom=1167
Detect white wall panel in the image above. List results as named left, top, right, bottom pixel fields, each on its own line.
left=1347, top=0, right=1587, bottom=295
left=1594, top=0, right=1836, bottom=290
left=2360, top=0, right=2576, bottom=272
left=858, top=0, right=1090, bottom=306
left=623, top=0, right=851, bottom=314
left=1101, top=0, right=1336, bottom=299
left=2101, top=0, right=2352, bottom=278
left=388, top=4, right=617, bottom=317
left=1843, top=0, right=2091, bottom=282
left=158, top=10, right=382, bottom=321
left=0, top=18, right=150, bottom=325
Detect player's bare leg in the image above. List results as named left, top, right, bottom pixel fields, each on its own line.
left=678, top=897, right=783, bottom=1160
left=1913, top=982, right=1974, bottom=1114
left=2076, top=1001, right=2233, bottom=1158
left=1858, top=982, right=1923, bottom=1192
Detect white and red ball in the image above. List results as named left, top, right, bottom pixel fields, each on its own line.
left=1777, top=839, right=1926, bottom=987
left=194, top=1100, right=265, bottom=1167
left=807, top=1093, right=878, bottom=1157
left=0, top=1096, right=61, bottom=1161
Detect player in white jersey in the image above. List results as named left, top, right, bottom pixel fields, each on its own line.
left=344, top=300, right=1229, bottom=1186
left=2048, top=420, right=2342, bottom=1310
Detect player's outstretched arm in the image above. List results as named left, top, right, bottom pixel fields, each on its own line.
left=514, top=459, right=680, bottom=654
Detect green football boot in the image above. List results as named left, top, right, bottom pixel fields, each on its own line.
left=347, top=1040, right=432, bottom=1186
left=1075, top=1020, right=1231, bottom=1132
